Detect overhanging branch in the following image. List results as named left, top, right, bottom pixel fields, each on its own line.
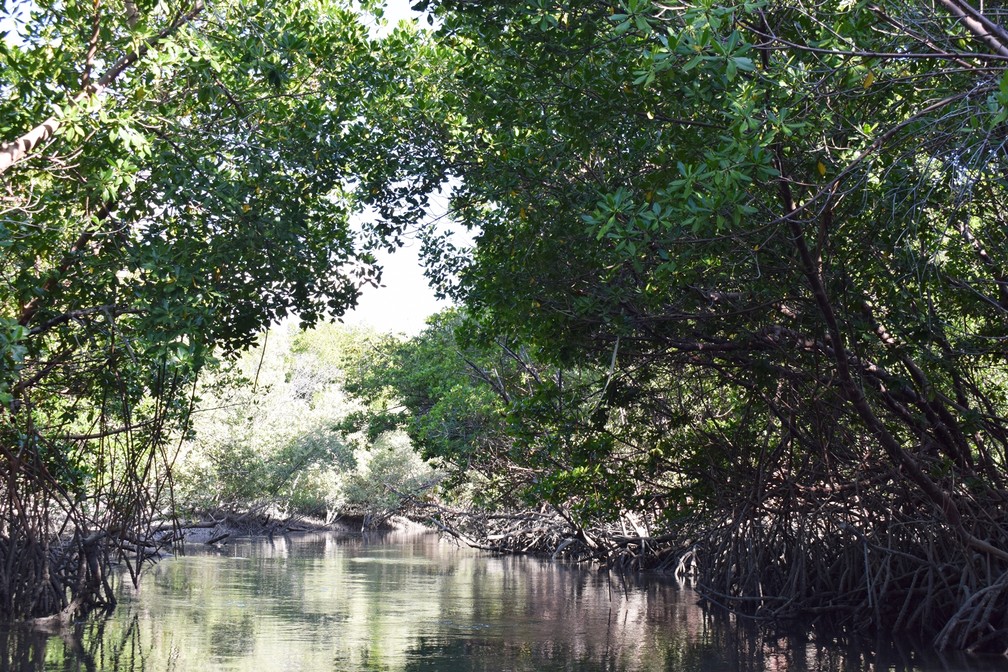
left=936, top=0, right=1008, bottom=58
left=0, top=0, right=205, bottom=175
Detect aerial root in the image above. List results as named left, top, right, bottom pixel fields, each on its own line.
left=417, top=466, right=1008, bottom=652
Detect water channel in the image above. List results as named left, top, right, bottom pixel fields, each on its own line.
left=3, top=530, right=1008, bottom=671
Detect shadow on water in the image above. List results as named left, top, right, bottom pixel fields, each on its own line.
left=2, top=531, right=1007, bottom=672
left=392, top=603, right=1008, bottom=672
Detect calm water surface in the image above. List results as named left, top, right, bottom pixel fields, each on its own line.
left=3, top=530, right=1008, bottom=671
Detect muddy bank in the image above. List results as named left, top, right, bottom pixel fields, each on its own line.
left=161, top=511, right=430, bottom=547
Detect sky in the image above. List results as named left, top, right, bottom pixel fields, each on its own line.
left=343, top=240, right=444, bottom=334
left=343, top=195, right=462, bottom=336
left=339, top=0, right=461, bottom=336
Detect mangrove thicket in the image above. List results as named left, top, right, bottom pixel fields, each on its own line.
left=5, top=0, right=1008, bottom=653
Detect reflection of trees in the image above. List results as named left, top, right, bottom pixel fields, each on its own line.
left=6, top=534, right=999, bottom=671
left=0, top=612, right=151, bottom=672
left=208, top=615, right=256, bottom=661
left=456, top=554, right=688, bottom=669
left=0, top=626, right=48, bottom=671
left=398, top=631, right=688, bottom=672
left=397, top=606, right=993, bottom=672
left=78, top=614, right=144, bottom=672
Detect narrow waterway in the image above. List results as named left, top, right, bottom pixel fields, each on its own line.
left=3, top=530, right=1007, bottom=671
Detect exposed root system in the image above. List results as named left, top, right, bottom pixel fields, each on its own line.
left=419, top=470, right=1008, bottom=653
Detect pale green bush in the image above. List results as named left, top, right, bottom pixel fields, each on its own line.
left=341, top=430, right=438, bottom=525
left=174, top=324, right=439, bottom=521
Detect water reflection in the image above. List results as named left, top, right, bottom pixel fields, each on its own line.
left=2, top=530, right=1007, bottom=671
left=0, top=627, right=48, bottom=670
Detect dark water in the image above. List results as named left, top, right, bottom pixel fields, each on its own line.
left=3, top=530, right=1008, bottom=671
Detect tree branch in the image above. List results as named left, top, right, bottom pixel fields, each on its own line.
left=774, top=147, right=1008, bottom=563
left=17, top=199, right=117, bottom=328
left=935, top=0, right=1008, bottom=58
left=0, top=0, right=205, bottom=175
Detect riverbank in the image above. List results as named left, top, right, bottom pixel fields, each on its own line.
left=162, top=510, right=431, bottom=547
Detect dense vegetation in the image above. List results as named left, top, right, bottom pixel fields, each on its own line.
left=4, top=0, right=1008, bottom=653
left=173, top=324, right=435, bottom=525
left=364, top=0, right=1008, bottom=651
left=0, top=0, right=431, bottom=623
